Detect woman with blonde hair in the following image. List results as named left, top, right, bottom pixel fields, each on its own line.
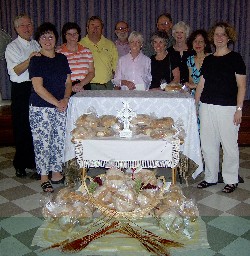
left=167, top=21, right=191, bottom=84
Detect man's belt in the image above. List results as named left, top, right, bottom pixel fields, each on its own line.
left=90, top=82, right=106, bottom=85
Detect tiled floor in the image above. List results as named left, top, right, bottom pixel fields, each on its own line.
left=0, top=146, right=250, bottom=256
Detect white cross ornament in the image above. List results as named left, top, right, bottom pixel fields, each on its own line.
left=117, top=101, right=137, bottom=138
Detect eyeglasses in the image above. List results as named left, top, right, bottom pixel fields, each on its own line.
left=116, top=27, right=128, bottom=31
left=40, top=35, right=54, bottom=41
left=158, top=22, right=169, bottom=26
left=66, top=32, right=79, bottom=37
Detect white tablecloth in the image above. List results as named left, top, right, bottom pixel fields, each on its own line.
left=74, top=137, right=180, bottom=169
left=64, top=90, right=203, bottom=178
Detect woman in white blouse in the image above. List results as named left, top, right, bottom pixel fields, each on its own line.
left=113, top=31, right=151, bottom=90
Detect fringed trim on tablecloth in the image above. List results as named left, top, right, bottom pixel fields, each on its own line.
left=74, top=139, right=180, bottom=169
left=81, top=159, right=174, bottom=168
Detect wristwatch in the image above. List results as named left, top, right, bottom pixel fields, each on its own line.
left=236, top=106, right=243, bottom=111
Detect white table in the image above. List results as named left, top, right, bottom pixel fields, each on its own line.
left=64, top=90, right=203, bottom=178
left=74, top=137, right=180, bottom=169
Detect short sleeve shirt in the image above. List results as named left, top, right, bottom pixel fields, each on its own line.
left=200, top=51, right=246, bottom=106
left=29, top=53, right=71, bottom=108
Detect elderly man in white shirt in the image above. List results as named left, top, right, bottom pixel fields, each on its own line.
left=113, top=31, right=151, bottom=91
left=5, top=14, right=40, bottom=178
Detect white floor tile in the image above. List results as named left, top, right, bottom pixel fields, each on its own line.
left=0, top=178, right=22, bottom=191
left=12, top=193, right=44, bottom=211
left=198, top=194, right=241, bottom=212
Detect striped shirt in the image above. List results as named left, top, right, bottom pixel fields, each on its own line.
left=57, top=43, right=94, bottom=82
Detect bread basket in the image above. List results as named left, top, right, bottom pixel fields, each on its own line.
left=79, top=172, right=166, bottom=219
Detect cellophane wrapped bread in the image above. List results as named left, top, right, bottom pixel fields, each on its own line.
left=150, top=128, right=176, bottom=139
left=72, top=113, right=121, bottom=141
left=71, top=126, right=95, bottom=141
left=131, top=114, right=154, bottom=127
left=41, top=166, right=199, bottom=236
left=164, top=82, right=183, bottom=92
left=151, top=117, right=174, bottom=129
left=99, top=115, right=119, bottom=128
left=75, top=113, right=99, bottom=129
left=41, top=187, right=93, bottom=230
left=71, top=110, right=185, bottom=143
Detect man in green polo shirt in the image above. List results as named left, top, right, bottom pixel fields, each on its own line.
left=80, top=16, right=118, bottom=90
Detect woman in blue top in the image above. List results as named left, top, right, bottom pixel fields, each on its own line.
left=29, top=23, right=72, bottom=192
left=185, top=29, right=211, bottom=96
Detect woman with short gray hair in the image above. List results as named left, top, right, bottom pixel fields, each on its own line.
left=150, top=31, right=180, bottom=89
left=113, top=31, right=151, bottom=90
left=128, top=31, right=144, bottom=45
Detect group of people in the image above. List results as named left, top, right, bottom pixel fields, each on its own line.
left=5, top=12, right=246, bottom=194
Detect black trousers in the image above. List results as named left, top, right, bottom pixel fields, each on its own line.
left=11, top=81, right=35, bottom=169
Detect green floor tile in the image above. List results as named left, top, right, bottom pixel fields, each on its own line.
left=14, top=227, right=41, bottom=249
left=1, top=217, right=43, bottom=236
left=0, top=236, right=32, bottom=256
left=0, top=227, right=11, bottom=240
left=206, top=225, right=237, bottom=252
left=171, top=248, right=216, bottom=256
left=207, top=216, right=250, bottom=236
left=241, top=229, right=250, bottom=240
left=219, top=237, right=250, bottom=256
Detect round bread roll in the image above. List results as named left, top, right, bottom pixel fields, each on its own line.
left=159, top=210, right=185, bottom=232
left=105, top=175, right=124, bottom=188
left=75, top=114, right=99, bottom=129
left=150, top=128, right=175, bottom=139
left=133, top=169, right=157, bottom=185
left=113, top=190, right=137, bottom=212
left=71, top=126, right=95, bottom=141
left=179, top=199, right=199, bottom=222
left=154, top=203, right=170, bottom=217
left=137, top=190, right=155, bottom=208
left=151, top=117, right=174, bottom=129
left=93, top=185, right=112, bottom=204
left=131, top=114, right=153, bottom=126
left=74, top=205, right=93, bottom=219
left=162, top=191, right=185, bottom=208
left=165, top=82, right=182, bottom=92
left=105, top=168, right=125, bottom=188
left=95, top=127, right=114, bottom=137
left=99, top=115, right=118, bottom=128
left=140, top=127, right=153, bottom=136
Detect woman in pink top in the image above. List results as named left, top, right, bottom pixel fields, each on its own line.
left=57, top=22, right=95, bottom=94
left=113, top=31, right=151, bottom=90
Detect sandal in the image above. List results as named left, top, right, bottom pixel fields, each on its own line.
left=197, top=180, right=217, bottom=189
left=51, top=176, right=65, bottom=184
left=222, top=183, right=238, bottom=193
left=41, top=181, right=54, bottom=193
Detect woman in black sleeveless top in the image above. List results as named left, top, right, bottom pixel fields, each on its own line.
left=150, top=31, right=180, bottom=90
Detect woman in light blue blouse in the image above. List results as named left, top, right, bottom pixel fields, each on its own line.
left=185, top=30, right=211, bottom=96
